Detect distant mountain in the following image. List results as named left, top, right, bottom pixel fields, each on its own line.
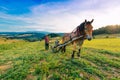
left=48, top=33, right=61, bottom=38
left=26, top=31, right=50, bottom=35
left=0, top=31, right=65, bottom=42
left=0, top=32, right=45, bottom=41
left=57, top=33, right=64, bottom=36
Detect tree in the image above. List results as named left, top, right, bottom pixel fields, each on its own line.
left=93, top=25, right=120, bottom=35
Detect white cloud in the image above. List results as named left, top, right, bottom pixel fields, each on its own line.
left=0, top=0, right=120, bottom=32
left=28, top=0, right=120, bottom=32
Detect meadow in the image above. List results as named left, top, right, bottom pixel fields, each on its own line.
left=0, top=38, right=120, bottom=80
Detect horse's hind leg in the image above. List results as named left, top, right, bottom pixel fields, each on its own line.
left=59, top=46, right=65, bottom=53
left=63, top=46, right=66, bottom=52
left=77, top=49, right=81, bottom=57
left=58, top=47, right=62, bottom=52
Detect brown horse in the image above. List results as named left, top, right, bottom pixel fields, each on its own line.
left=59, top=19, right=94, bottom=58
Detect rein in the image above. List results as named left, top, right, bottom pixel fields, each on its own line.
left=54, top=35, right=84, bottom=48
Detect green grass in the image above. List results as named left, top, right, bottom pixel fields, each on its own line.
left=0, top=38, right=120, bottom=80
left=83, top=38, right=120, bottom=52
left=94, top=33, right=120, bottom=39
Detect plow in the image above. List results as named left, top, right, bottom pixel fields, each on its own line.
left=50, top=23, right=85, bottom=53
left=51, top=35, right=84, bottom=53
left=50, top=22, right=85, bottom=53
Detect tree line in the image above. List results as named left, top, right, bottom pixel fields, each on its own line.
left=93, top=25, right=120, bottom=35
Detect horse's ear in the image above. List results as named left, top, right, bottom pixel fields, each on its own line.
left=91, top=19, right=94, bottom=23
left=85, top=19, right=87, bottom=23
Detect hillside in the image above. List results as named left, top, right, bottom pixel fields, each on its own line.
left=93, top=25, right=120, bottom=35
left=0, top=38, right=120, bottom=80
left=0, top=32, right=63, bottom=42
left=92, top=25, right=120, bottom=39
left=0, top=32, right=46, bottom=41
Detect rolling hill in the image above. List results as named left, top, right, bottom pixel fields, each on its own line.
left=0, top=31, right=64, bottom=42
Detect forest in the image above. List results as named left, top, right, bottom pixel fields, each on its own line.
left=93, top=25, right=120, bottom=35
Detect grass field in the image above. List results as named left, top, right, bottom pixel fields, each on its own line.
left=0, top=38, right=120, bottom=80
left=0, top=38, right=20, bottom=44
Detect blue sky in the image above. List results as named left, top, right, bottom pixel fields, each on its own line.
left=0, top=0, right=120, bottom=32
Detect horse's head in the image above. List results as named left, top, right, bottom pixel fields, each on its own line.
left=84, top=19, right=94, bottom=41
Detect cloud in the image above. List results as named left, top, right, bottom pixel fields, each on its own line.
left=28, top=0, right=120, bottom=31
left=0, top=6, right=9, bottom=11
left=0, top=0, right=120, bottom=32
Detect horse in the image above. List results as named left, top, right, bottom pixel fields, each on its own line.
left=59, top=19, right=94, bottom=58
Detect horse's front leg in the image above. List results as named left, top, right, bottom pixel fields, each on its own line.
left=72, top=50, right=75, bottom=58
left=77, top=47, right=81, bottom=57
left=77, top=40, right=84, bottom=58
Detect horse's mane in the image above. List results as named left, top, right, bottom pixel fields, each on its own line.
left=78, top=22, right=85, bottom=31
left=77, top=21, right=91, bottom=31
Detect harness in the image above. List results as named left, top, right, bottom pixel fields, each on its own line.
left=51, top=22, right=87, bottom=53
left=51, top=24, right=85, bottom=52
left=53, top=35, right=84, bottom=48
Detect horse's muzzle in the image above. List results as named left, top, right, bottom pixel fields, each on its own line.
left=88, top=38, right=92, bottom=41
left=86, top=35, right=92, bottom=41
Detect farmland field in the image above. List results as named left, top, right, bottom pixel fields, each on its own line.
left=0, top=38, right=120, bottom=80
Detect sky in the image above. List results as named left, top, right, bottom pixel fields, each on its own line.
left=0, top=0, right=120, bottom=32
